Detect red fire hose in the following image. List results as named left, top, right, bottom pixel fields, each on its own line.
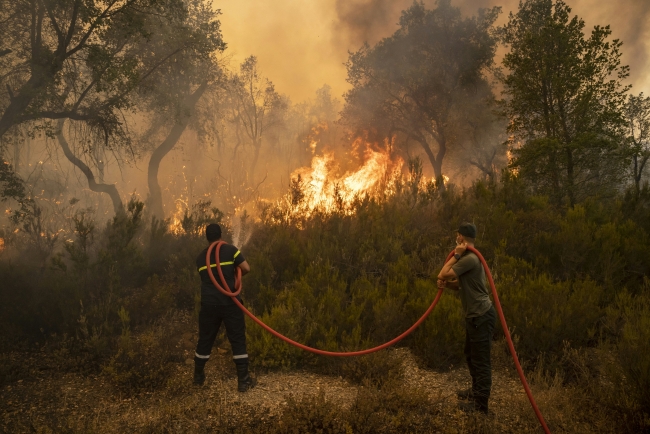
left=206, top=241, right=551, bottom=433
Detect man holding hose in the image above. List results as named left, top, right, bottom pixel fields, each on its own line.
left=193, top=223, right=255, bottom=392
left=437, top=222, right=496, bottom=415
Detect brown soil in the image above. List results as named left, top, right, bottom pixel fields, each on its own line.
left=0, top=341, right=564, bottom=433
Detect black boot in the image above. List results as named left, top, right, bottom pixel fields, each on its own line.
left=456, top=387, right=474, bottom=400
left=194, top=360, right=206, bottom=386
left=474, top=393, right=489, bottom=415
left=235, top=363, right=256, bottom=392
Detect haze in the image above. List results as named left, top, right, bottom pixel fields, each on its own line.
left=219, top=0, right=650, bottom=102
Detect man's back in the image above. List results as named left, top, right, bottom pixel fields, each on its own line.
left=452, top=252, right=492, bottom=318
left=196, top=243, right=246, bottom=305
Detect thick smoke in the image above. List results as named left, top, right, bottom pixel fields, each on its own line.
left=333, top=0, right=416, bottom=48
left=333, top=0, right=650, bottom=94
left=218, top=0, right=648, bottom=102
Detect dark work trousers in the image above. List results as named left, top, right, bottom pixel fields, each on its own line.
left=464, top=305, right=496, bottom=411
left=195, top=303, right=248, bottom=367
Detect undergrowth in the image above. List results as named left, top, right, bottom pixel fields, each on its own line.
left=1, top=178, right=649, bottom=429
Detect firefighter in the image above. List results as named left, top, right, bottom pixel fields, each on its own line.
left=193, top=223, right=256, bottom=392
left=437, top=222, right=496, bottom=414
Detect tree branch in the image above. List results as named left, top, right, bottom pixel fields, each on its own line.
left=64, top=0, right=81, bottom=48
left=56, top=119, right=123, bottom=214
left=40, top=0, right=65, bottom=46
left=65, top=0, right=126, bottom=59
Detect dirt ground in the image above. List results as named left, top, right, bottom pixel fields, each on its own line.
left=0, top=340, right=564, bottom=433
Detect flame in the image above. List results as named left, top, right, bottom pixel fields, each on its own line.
left=506, top=149, right=519, bottom=176
left=289, top=143, right=403, bottom=215
left=169, top=196, right=189, bottom=235
left=0, top=238, right=4, bottom=253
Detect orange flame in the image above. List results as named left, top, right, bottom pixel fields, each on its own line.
left=289, top=144, right=403, bottom=215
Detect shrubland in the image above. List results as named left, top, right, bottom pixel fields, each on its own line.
left=1, top=173, right=650, bottom=431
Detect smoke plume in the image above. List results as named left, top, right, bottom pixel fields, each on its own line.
left=218, top=0, right=650, bottom=101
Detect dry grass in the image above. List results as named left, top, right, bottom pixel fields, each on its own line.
left=2, top=339, right=644, bottom=433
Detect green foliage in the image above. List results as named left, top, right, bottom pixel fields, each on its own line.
left=605, top=285, right=650, bottom=413
left=410, top=284, right=465, bottom=368
left=624, top=93, right=650, bottom=196
left=501, top=0, right=630, bottom=205
left=342, top=0, right=501, bottom=182
left=1, top=164, right=650, bottom=415
left=102, top=311, right=179, bottom=393
left=496, top=254, right=602, bottom=361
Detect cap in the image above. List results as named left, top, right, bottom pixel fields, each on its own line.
left=457, top=222, right=477, bottom=239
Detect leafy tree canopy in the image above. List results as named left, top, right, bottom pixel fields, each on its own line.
left=341, top=0, right=500, bottom=186
left=500, top=0, right=631, bottom=206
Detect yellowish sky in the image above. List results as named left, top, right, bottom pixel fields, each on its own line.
left=218, top=0, right=349, bottom=102
left=217, top=0, right=650, bottom=103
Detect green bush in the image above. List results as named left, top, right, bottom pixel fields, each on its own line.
left=102, top=308, right=179, bottom=393
left=2, top=169, right=650, bottom=417
left=496, top=254, right=603, bottom=362
left=606, top=286, right=650, bottom=414
left=410, top=283, right=465, bottom=369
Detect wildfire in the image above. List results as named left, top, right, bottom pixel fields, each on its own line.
left=506, top=149, right=519, bottom=176
left=290, top=144, right=403, bottom=215
left=169, top=196, right=189, bottom=235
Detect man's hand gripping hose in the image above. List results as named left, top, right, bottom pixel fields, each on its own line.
left=206, top=241, right=551, bottom=433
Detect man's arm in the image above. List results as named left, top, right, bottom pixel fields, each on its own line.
left=438, top=277, right=459, bottom=291
left=438, top=257, right=459, bottom=281
left=237, top=260, right=250, bottom=276
left=437, top=241, right=467, bottom=281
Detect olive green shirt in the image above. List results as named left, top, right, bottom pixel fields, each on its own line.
left=452, top=252, right=492, bottom=318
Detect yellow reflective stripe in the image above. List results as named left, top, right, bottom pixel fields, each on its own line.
left=198, top=262, right=234, bottom=272
left=234, top=250, right=240, bottom=259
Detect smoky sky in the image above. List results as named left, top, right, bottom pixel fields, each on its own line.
left=217, top=0, right=649, bottom=101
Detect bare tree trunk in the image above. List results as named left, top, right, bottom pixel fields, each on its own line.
left=635, top=153, right=650, bottom=199
left=565, top=147, right=575, bottom=207
left=415, top=135, right=446, bottom=192
left=147, top=81, right=208, bottom=219
left=56, top=120, right=123, bottom=215
left=249, top=140, right=261, bottom=180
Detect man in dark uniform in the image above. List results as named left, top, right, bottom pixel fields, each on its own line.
left=437, top=222, right=496, bottom=414
left=193, top=223, right=255, bottom=392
